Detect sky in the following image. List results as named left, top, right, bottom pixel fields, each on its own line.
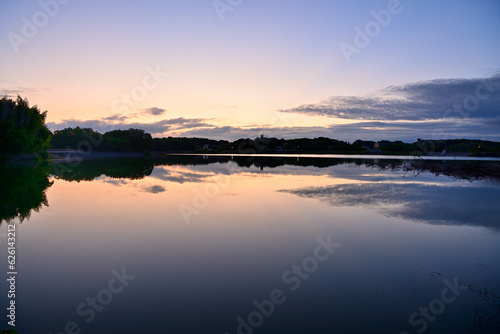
left=1, top=0, right=499, bottom=142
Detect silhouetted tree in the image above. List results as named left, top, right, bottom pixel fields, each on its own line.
left=0, top=96, right=52, bottom=154
left=102, top=128, right=153, bottom=152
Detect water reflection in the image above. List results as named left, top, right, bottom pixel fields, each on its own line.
left=152, top=155, right=500, bottom=181
left=44, top=155, right=500, bottom=183
left=4, top=156, right=499, bottom=230
left=150, top=165, right=217, bottom=183
left=154, top=154, right=358, bottom=169
left=50, top=158, right=154, bottom=181
left=280, top=182, right=500, bottom=232
left=3, top=156, right=500, bottom=333
left=1, top=158, right=155, bottom=224
left=0, top=163, right=53, bottom=224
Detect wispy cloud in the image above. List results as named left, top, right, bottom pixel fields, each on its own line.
left=104, top=114, right=129, bottom=121
left=1, top=86, right=48, bottom=98
left=47, top=117, right=211, bottom=137
left=143, top=107, right=166, bottom=116
left=1, top=88, right=25, bottom=96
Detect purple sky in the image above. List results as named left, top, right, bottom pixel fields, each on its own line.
left=1, top=0, right=499, bottom=141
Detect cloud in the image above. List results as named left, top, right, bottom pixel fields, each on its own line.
left=1, top=88, right=25, bottom=96
left=1, top=86, right=48, bottom=98
left=47, top=117, right=500, bottom=142
left=280, top=73, right=500, bottom=121
left=327, top=119, right=500, bottom=142
left=105, top=114, right=128, bottom=121
left=143, top=107, right=166, bottom=116
left=47, top=119, right=113, bottom=132
left=47, top=117, right=211, bottom=137
left=161, top=117, right=210, bottom=128
left=175, top=125, right=335, bottom=140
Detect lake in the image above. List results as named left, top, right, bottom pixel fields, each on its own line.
left=1, top=155, right=499, bottom=334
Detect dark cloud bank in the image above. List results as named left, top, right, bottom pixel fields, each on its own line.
left=280, top=73, right=500, bottom=121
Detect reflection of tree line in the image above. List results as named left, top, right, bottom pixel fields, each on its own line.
left=51, top=158, right=155, bottom=181
left=3, top=156, right=500, bottom=224
left=2, top=156, right=344, bottom=223
left=0, top=164, right=53, bottom=224
left=44, top=156, right=500, bottom=181
left=47, top=156, right=353, bottom=181
left=366, top=160, right=500, bottom=182
left=156, top=156, right=500, bottom=179
left=153, top=155, right=358, bottom=168
left=232, top=156, right=357, bottom=169
left=1, top=158, right=156, bottom=224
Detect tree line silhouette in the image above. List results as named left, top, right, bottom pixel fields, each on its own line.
left=51, top=129, right=500, bottom=156
left=2, top=96, right=500, bottom=156
left=50, top=127, right=153, bottom=152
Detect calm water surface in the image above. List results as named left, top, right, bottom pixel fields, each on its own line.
left=1, top=156, right=499, bottom=334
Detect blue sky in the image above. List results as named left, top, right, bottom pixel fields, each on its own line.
left=1, top=0, right=499, bottom=141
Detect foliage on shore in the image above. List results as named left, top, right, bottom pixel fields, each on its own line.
left=50, top=128, right=500, bottom=156
left=50, top=127, right=153, bottom=152
left=0, top=96, right=52, bottom=154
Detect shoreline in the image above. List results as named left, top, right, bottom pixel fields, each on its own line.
left=3, top=150, right=500, bottom=164
left=166, top=152, right=500, bottom=162
left=3, top=152, right=500, bottom=181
